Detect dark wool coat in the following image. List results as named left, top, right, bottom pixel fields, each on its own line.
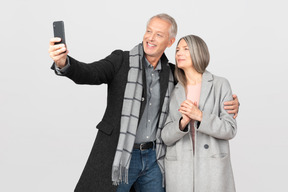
left=52, top=49, right=175, bottom=192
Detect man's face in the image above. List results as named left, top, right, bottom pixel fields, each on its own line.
left=143, top=17, right=175, bottom=61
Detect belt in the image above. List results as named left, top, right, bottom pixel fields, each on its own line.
left=133, top=141, right=156, bottom=151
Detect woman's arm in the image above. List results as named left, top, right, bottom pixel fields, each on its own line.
left=196, top=79, right=237, bottom=140
left=161, top=112, right=190, bottom=146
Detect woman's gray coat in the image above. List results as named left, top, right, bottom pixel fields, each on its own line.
left=161, top=71, right=237, bottom=192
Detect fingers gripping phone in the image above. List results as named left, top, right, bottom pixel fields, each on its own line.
left=53, top=21, right=66, bottom=45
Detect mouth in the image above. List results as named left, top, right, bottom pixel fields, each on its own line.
left=177, top=59, right=185, bottom=62
left=147, top=42, right=156, bottom=48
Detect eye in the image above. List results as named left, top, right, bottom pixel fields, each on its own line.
left=157, top=33, right=163, bottom=37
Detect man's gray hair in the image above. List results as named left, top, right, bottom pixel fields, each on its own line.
left=147, top=13, right=178, bottom=39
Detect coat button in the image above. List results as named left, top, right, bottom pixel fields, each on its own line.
left=141, top=97, right=145, bottom=101
left=204, top=144, right=209, bottom=149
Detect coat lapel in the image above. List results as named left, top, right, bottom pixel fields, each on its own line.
left=159, top=54, right=170, bottom=109
left=199, top=70, right=213, bottom=111
left=139, top=57, right=147, bottom=119
left=174, top=83, right=186, bottom=106
left=173, top=70, right=213, bottom=111
left=169, top=83, right=186, bottom=120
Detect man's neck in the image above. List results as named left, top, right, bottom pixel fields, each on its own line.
left=145, top=55, right=162, bottom=69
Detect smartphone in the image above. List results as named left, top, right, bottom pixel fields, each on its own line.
left=53, top=21, right=66, bottom=45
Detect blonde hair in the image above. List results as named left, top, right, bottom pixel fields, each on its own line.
left=175, top=35, right=210, bottom=86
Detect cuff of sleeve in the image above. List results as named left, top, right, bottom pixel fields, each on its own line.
left=194, top=121, right=201, bottom=129
left=179, top=117, right=189, bottom=132
left=55, top=57, right=70, bottom=75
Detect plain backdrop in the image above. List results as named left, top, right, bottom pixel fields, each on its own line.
left=1, top=0, right=287, bottom=191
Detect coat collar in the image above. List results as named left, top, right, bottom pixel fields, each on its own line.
left=159, top=52, right=171, bottom=110
left=199, top=70, right=213, bottom=111
left=174, top=70, right=213, bottom=111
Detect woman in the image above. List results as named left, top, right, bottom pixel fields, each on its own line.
left=161, top=35, right=237, bottom=192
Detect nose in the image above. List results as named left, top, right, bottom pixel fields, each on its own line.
left=176, top=49, right=183, bottom=56
left=148, top=33, right=156, bottom=41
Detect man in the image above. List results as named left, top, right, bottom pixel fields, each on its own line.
left=49, top=13, right=239, bottom=192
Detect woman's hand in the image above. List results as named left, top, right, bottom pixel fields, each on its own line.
left=179, top=100, right=202, bottom=122
left=179, top=113, right=190, bottom=131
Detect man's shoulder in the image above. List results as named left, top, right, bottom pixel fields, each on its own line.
left=168, top=63, right=178, bottom=85
left=168, top=62, right=175, bottom=71
left=104, top=49, right=130, bottom=65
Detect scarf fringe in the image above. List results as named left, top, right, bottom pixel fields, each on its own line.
left=112, top=166, right=129, bottom=186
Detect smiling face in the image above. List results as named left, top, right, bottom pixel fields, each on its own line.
left=143, top=17, right=175, bottom=65
left=175, top=39, right=193, bottom=70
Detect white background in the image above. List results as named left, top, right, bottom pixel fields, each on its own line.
left=1, top=0, right=287, bottom=191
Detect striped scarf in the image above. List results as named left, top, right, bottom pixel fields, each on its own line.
left=112, top=43, right=174, bottom=186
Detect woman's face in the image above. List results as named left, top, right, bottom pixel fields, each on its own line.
left=175, top=39, right=193, bottom=70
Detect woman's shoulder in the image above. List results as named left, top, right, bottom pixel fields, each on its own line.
left=204, top=71, right=232, bottom=93
left=205, top=71, right=230, bottom=85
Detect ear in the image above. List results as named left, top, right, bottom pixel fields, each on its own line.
left=167, top=37, right=176, bottom=48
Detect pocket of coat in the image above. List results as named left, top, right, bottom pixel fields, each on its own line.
left=96, top=120, right=114, bottom=135
left=210, top=153, right=228, bottom=159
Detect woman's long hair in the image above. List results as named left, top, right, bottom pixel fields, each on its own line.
left=174, top=35, right=210, bottom=87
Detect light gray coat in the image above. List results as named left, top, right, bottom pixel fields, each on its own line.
left=161, top=71, right=237, bottom=192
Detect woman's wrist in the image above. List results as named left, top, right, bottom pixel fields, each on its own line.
left=179, top=118, right=189, bottom=131
left=197, top=111, right=203, bottom=122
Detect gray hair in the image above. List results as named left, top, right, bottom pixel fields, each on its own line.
left=147, top=13, right=178, bottom=39
left=175, top=35, right=210, bottom=86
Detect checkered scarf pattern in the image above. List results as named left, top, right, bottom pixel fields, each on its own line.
left=112, top=43, right=174, bottom=186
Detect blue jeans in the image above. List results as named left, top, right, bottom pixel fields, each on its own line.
left=116, top=148, right=164, bottom=192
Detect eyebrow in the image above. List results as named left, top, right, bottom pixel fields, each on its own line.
left=146, top=27, right=166, bottom=35
left=176, top=45, right=189, bottom=49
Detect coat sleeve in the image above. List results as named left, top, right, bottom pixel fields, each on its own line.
left=51, top=50, right=125, bottom=85
left=161, top=106, right=190, bottom=147
left=196, top=78, right=237, bottom=140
